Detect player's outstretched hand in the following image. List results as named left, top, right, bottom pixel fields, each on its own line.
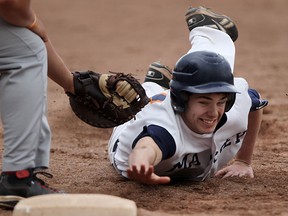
left=127, top=164, right=171, bottom=185
left=214, top=161, right=254, bottom=178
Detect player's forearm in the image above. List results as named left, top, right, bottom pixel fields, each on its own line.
left=128, top=137, right=162, bottom=167
left=235, top=109, right=263, bottom=164
left=45, top=40, right=74, bottom=94
left=0, top=0, right=35, bottom=27
left=128, top=148, right=154, bottom=169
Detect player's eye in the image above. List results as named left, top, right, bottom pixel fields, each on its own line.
left=217, top=98, right=227, bottom=106
left=198, top=100, right=210, bottom=106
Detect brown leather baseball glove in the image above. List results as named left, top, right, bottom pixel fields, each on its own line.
left=66, top=71, right=149, bottom=128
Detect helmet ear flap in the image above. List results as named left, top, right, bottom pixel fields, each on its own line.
left=171, top=91, right=190, bottom=113
left=225, top=93, right=236, bottom=112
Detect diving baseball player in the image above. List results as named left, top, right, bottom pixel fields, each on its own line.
left=108, top=6, right=268, bottom=184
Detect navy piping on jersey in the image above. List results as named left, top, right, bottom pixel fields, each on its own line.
left=112, top=139, right=119, bottom=152
left=132, top=125, right=176, bottom=160
left=150, top=93, right=167, bottom=103
left=214, top=114, right=227, bottom=132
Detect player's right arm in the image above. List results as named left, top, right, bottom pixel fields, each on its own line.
left=0, top=0, right=72, bottom=91
left=127, top=136, right=171, bottom=185
left=0, top=0, right=34, bottom=27
left=0, top=0, right=48, bottom=42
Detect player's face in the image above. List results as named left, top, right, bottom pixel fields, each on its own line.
left=181, top=93, right=227, bottom=134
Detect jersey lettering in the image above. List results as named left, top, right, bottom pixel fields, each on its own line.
left=213, top=131, right=247, bottom=163
left=167, top=153, right=200, bottom=172
left=220, top=138, right=231, bottom=153
left=236, top=131, right=246, bottom=144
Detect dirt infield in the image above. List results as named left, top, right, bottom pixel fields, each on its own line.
left=1, top=0, right=288, bottom=215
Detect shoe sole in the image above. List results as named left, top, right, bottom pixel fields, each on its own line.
left=185, top=6, right=238, bottom=41
left=145, top=62, right=172, bottom=89
left=0, top=195, right=24, bottom=209
left=149, top=63, right=172, bottom=80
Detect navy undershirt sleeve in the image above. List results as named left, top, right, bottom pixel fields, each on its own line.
left=132, top=125, right=176, bottom=160
left=248, top=88, right=268, bottom=111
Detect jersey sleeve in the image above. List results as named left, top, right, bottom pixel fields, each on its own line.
left=248, top=88, right=268, bottom=111
left=132, top=124, right=176, bottom=160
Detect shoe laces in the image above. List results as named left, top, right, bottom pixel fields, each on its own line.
left=32, top=171, right=60, bottom=193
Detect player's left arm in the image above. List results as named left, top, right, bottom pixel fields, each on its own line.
left=215, top=88, right=268, bottom=178
left=45, top=40, right=74, bottom=93
left=215, top=108, right=263, bottom=178
left=234, top=108, right=263, bottom=167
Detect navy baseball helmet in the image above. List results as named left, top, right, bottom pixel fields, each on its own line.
left=170, top=51, right=239, bottom=113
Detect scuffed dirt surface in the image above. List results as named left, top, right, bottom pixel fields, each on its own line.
left=0, top=0, right=287, bottom=215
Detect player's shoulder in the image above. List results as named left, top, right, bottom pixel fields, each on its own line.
left=233, top=77, right=249, bottom=92
left=234, top=77, right=248, bottom=84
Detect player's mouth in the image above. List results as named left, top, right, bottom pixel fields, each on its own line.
left=201, top=119, right=217, bottom=127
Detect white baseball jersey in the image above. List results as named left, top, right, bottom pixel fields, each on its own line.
left=108, top=26, right=251, bottom=181
left=108, top=78, right=251, bottom=181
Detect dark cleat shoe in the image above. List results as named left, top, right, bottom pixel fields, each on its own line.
left=185, top=6, right=238, bottom=42
left=144, top=62, right=172, bottom=89
left=0, top=169, right=63, bottom=209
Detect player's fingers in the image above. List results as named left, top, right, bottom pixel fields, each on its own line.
left=157, top=176, right=171, bottom=184
left=148, top=173, right=171, bottom=185
left=131, top=164, right=139, bottom=173
left=127, top=166, right=136, bottom=177
left=126, top=169, right=133, bottom=178
left=216, top=169, right=236, bottom=178
left=128, top=165, right=170, bottom=185
left=127, top=166, right=146, bottom=183
left=222, top=172, right=232, bottom=178
left=140, top=164, right=147, bottom=175
left=127, top=165, right=142, bottom=177
left=214, top=168, right=227, bottom=177
left=145, top=165, right=154, bottom=177
left=223, top=169, right=245, bottom=178
left=238, top=173, right=246, bottom=178
left=239, top=171, right=254, bottom=178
